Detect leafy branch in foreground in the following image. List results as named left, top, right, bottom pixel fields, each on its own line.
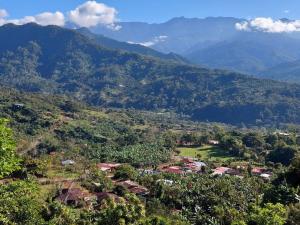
left=0, top=119, right=21, bottom=178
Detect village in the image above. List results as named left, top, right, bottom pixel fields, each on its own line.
left=55, top=139, right=273, bottom=210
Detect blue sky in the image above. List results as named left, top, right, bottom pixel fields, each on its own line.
left=1, top=0, right=299, bottom=23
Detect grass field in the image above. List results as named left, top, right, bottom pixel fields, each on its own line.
left=178, top=145, right=235, bottom=161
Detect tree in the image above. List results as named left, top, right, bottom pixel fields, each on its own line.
left=242, top=133, right=264, bottom=148
left=267, top=146, right=297, bottom=166
left=0, top=180, right=45, bottom=224
left=284, top=155, right=300, bottom=187
left=248, top=203, right=287, bottom=225
left=0, top=119, right=21, bottom=178
left=138, top=216, right=189, bottom=225
left=286, top=203, right=300, bottom=225
left=265, top=134, right=279, bottom=147
left=81, top=166, right=113, bottom=192
left=44, top=201, right=78, bottom=225
left=161, top=131, right=177, bottom=150
left=114, top=165, right=138, bottom=180
left=59, top=100, right=80, bottom=113
left=96, top=194, right=145, bottom=225
left=263, top=184, right=298, bottom=205
left=220, top=135, right=244, bottom=157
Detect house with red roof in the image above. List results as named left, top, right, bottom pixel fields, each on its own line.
left=162, top=166, right=184, bottom=175
left=117, top=180, right=149, bottom=196
left=251, top=167, right=266, bottom=175
left=97, top=163, right=121, bottom=172
left=212, top=167, right=231, bottom=176
left=57, top=187, right=96, bottom=208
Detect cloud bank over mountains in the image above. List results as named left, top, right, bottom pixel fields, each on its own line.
left=236, top=17, right=300, bottom=33
left=1, top=1, right=300, bottom=34
left=0, top=1, right=120, bottom=29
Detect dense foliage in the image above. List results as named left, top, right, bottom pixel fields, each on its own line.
left=0, top=119, right=20, bottom=178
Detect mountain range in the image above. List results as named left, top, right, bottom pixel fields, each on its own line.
left=0, top=23, right=300, bottom=126
left=90, top=17, right=300, bottom=82
left=89, top=17, right=242, bottom=54
left=77, top=28, right=188, bottom=64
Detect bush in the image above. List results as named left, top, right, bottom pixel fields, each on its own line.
left=114, top=165, right=138, bottom=180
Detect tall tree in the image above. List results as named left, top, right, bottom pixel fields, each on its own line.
left=0, top=119, right=21, bottom=178
left=248, top=203, right=287, bottom=225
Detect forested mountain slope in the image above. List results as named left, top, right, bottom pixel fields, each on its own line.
left=77, top=28, right=188, bottom=63
left=260, top=60, right=300, bottom=83
left=0, top=23, right=300, bottom=126
left=90, top=17, right=300, bottom=82
left=0, top=86, right=180, bottom=169
left=185, top=32, right=300, bottom=76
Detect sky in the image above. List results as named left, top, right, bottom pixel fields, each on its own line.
left=1, top=0, right=300, bottom=24
left=1, top=0, right=300, bottom=33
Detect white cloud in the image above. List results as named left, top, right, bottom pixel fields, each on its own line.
left=7, top=12, right=65, bottom=26
left=68, top=1, right=120, bottom=29
left=33, top=12, right=65, bottom=26
left=284, top=10, right=290, bottom=14
left=235, top=21, right=249, bottom=31
left=235, top=17, right=300, bottom=33
left=0, top=2, right=120, bottom=30
left=0, top=10, right=65, bottom=26
left=129, top=36, right=168, bottom=47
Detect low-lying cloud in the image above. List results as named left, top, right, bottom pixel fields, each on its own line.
left=0, top=1, right=120, bottom=30
left=128, top=36, right=168, bottom=47
left=236, top=17, right=300, bottom=33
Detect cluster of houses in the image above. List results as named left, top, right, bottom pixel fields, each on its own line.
left=56, top=162, right=150, bottom=208
left=96, top=163, right=149, bottom=195
left=57, top=156, right=273, bottom=208
left=56, top=179, right=149, bottom=209
left=57, top=181, right=97, bottom=208
left=161, top=157, right=207, bottom=175
left=212, top=165, right=272, bottom=180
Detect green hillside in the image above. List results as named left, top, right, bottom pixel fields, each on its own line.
left=1, top=24, right=300, bottom=126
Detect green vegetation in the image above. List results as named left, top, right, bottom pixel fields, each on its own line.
left=0, top=119, right=21, bottom=178
left=0, top=180, right=44, bottom=224
left=0, top=23, right=300, bottom=225
left=1, top=24, right=300, bottom=126
left=0, top=95, right=298, bottom=224
left=114, top=165, right=138, bottom=180
left=248, top=203, right=287, bottom=225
